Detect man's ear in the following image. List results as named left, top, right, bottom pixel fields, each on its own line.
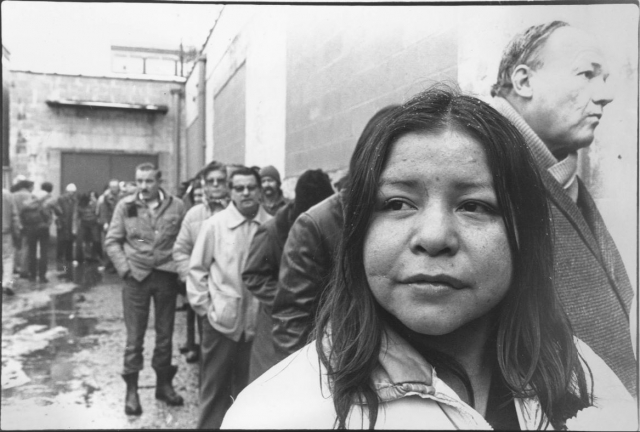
left=511, top=65, right=533, bottom=99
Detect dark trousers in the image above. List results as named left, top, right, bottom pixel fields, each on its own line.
left=57, top=233, right=75, bottom=266
left=122, top=270, right=178, bottom=375
left=77, top=222, right=100, bottom=262
left=197, top=322, right=252, bottom=429
left=25, top=227, right=50, bottom=279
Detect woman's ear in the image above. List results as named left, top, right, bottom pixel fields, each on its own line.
left=511, top=65, right=533, bottom=99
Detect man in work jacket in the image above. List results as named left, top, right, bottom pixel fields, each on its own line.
left=489, top=21, right=636, bottom=396
left=105, top=162, right=186, bottom=415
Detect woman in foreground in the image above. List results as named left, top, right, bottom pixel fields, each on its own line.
left=222, top=86, right=636, bottom=430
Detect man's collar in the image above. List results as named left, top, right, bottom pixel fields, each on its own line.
left=226, top=201, right=270, bottom=229
left=137, top=189, right=164, bottom=206
left=491, top=97, right=579, bottom=200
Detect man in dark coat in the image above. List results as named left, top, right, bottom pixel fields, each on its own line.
left=490, top=21, right=636, bottom=395
left=270, top=105, right=398, bottom=359
left=242, top=169, right=334, bottom=380
left=55, top=183, right=78, bottom=278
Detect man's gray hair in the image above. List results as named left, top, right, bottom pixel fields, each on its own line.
left=491, top=21, right=570, bottom=98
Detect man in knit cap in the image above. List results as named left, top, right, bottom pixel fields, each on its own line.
left=489, top=21, right=635, bottom=396
left=258, top=165, right=289, bottom=216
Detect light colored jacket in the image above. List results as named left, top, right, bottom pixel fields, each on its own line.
left=187, top=203, right=271, bottom=342
left=222, top=328, right=636, bottom=430
left=172, top=201, right=227, bottom=282
left=105, top=189, right=185, bottom=281
left=2, top=189, right=21, bottom=236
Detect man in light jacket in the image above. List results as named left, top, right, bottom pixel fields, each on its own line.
left=188, top=166, right=271, bottom=429
left=489, top=21, right=636, bottom=395
left=105, top=162, right=186, bottom=415
left=173, top=161, right=229, bottom=362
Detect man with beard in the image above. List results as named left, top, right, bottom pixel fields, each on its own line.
left=258, top=165, right=289, bottom=216
left=188, top=166, right=271, bottom=429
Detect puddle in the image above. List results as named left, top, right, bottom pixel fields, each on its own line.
left=3, top=265, right=106, bottom=399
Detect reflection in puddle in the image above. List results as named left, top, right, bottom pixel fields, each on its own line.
left=5, top=263, right=106, bottom=402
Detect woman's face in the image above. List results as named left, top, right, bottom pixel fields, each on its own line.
left=363, top=129, right=513, bottom=336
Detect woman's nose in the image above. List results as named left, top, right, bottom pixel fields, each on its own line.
left=409, top=203, right=459, bottom=256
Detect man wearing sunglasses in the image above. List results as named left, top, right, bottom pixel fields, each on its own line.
left=173, top=162, right=229, bottom=362
left=187, top=166, right=272, bottom=429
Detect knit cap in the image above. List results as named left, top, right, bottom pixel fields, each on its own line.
left=259, top=165, right=281, bottom=184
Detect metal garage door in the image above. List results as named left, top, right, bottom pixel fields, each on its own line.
left=61, top=152, right=158, bottom=195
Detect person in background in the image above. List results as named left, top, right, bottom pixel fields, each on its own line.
left=489, top=21, right=635, bottom=395
left=98, top=179, right=120, bottom=273
left=2, top=188, right=21, bottom=295
left=105, top=162, right=186, bottom=416
left=56, top=183, right=78, bottom=279
left=187, top=166, right=271, bottom=429
left=76, top=192, right=100, bottom=263
left=21, top=181, right=59, bottom=283
left=271, top=105, right=398, bottom=359
left=242, top=168, right=334, bottom=381
left=174, top=163, right=229, bottom=363
left=11, top=179, right=34, bottom=278
left=258, top=165, right=290, bottom=216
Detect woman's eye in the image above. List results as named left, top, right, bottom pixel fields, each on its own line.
left=458, top=201, right=493, bottom=214
left=382, top=199, right=411, bottom=211
left=579, top=70, right=594, bottom=79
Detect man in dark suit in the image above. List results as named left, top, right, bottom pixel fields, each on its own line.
left=490, top=21, right=636, bottom=395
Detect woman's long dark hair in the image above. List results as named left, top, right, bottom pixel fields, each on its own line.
left=315, top=85, right=591, bottom=429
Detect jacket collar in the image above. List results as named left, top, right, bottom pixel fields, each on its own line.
left=491, top=97, right=579, bottom=200
left=226, top=201, right=270, bottom=229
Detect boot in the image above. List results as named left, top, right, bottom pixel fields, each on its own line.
left=122, top=372, right=142, bottom=415
left=154, top=365, right=184, bottom=406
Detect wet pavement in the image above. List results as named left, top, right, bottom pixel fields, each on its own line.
left=2, top=263, right=200, bottom=429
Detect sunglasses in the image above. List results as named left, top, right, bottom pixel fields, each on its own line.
left=232, top=185, right=258, bottom=193
left=204, top=178, right=226, bottom=186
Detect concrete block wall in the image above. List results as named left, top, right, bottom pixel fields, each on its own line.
left=285, top=6, right=458, bottom=177
left=9, top=71, right=185, bottom=197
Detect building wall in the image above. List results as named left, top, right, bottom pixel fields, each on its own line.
left=9, top=71, right=185, bottom=197
left=191, top=5, right=637, bottom=278
left=285, top=7, right=457, bottom=178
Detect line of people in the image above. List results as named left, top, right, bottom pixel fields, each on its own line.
left=2, top=177, right=138, bottom=294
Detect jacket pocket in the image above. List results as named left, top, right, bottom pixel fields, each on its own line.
left=209, top=290, right=240, bottom=330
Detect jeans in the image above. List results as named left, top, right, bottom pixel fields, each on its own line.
left=25, top=227, right=50, bottom=279
left=197, top=322, right=252, bottom=429
left=122, top=269, right=178, bottom=375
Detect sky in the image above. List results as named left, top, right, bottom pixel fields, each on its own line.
left=1, top=1, right=223, bottom=75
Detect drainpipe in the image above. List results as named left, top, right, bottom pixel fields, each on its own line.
left=198, top=56, right=207, bottom=164
left=170, top=88, right=183, bottom=193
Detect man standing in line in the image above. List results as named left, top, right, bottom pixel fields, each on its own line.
left=2, top=188, right=21, bottom=295
left=258, top=165, right=289, bottom=216
left=98, top=179, right=120, bottom=273
left=21, top=182, right=59, bottom=282
left=173, top=162, right=229, bottom=362
left=11, top=179, right=34, bottom=278
left=489, top=21, right=636, bottom=395
left=188, top=166, right=271, bottom=429
left=105, top=162, right=186, bottom=415
left=56, top=183, right=77, bottom=279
